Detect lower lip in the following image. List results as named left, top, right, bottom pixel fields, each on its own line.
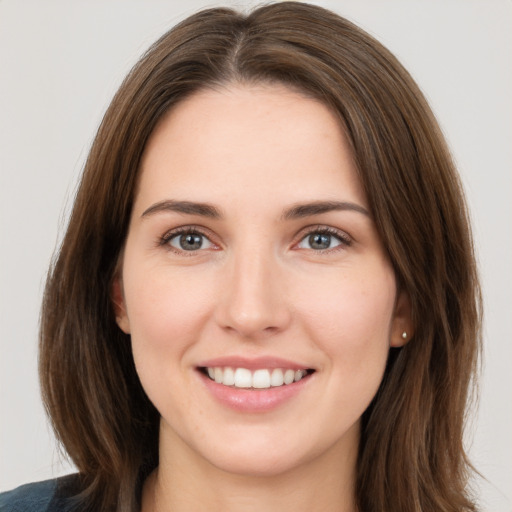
left=199, top=371, right=312, bottom=413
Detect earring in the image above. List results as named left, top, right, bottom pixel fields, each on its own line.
left=401, top=331, right=407, bottom=340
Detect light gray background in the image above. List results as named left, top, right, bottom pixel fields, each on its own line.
left=1, top=1, right=511, bottom=509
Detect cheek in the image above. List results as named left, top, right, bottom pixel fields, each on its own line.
left=123, top=263, right=214, bottom=374
left=297, top=266, right=396, bottom=372
left=123, top=265, right=219, bottom=420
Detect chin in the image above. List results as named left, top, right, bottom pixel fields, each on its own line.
left=206, top=447, right=308, bottom=478
left=189, top=427, right=347, bottom=479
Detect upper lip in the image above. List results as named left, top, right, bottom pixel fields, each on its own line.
left=197, top=356, right=314, bottom=371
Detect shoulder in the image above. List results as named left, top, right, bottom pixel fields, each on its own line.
left=0, top=475, right=79, bottom=512
left=0, top=479, right=57, bottom=512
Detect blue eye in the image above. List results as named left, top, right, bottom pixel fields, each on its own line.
left=297, top=229, right=349, bottom=251
left=167, top=231, right=213, bottom=251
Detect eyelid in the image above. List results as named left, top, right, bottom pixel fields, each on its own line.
left=293, top=225, right=353, bottom=251
left=159, top=225, right=220, bottom=253
left=158, top=223, right=352, bottom=255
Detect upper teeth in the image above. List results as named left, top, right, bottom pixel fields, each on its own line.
left=206, top=367, right=308, bottom=389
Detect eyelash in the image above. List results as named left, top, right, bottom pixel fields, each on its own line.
left=159, top=225, right=352, bottom=255
left=158, top=226, right=217, bottom=256
left=298, top=226, right=352, bottom=252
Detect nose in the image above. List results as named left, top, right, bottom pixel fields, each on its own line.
left=215, top=246, right=292, bottom=339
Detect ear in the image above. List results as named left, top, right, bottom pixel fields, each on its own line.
left=111, top=274, right=131, bottom=334
left=390, top=288, right=414, bottom=347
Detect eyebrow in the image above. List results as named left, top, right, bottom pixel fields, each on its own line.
left=141, top=200, right=222, bottom=219
left=281, top=200, right=370, bottom=220
left=141, top=199, right=369, bottom=220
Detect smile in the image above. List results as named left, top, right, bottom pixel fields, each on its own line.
left=203, top=367, right=312, bottom=389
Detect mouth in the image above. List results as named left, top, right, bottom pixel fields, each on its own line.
left=199, top=366, right=315, bottom=389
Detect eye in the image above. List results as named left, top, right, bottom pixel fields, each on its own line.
left=296, top=228, right=351, bottom=251
left=165, top=229, right=215, bottom=252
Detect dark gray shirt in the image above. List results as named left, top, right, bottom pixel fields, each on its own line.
left=0, top=476, right=77, bottom=512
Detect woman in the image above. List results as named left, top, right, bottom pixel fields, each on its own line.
left=0, top=2, right=481, bottom=511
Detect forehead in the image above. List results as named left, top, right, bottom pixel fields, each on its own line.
left=135, top=84, right=366, bottom=214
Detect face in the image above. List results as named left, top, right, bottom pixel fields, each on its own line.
left=114, top=84, right=411, bottom=478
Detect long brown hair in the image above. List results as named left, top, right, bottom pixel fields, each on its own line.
left=40, top=3, right=481, bottom=511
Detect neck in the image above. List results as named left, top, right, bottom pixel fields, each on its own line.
left=141, top=422, right=359, bottom=512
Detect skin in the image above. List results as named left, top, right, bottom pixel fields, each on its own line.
left=114, top=84, right=412, bottom=512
